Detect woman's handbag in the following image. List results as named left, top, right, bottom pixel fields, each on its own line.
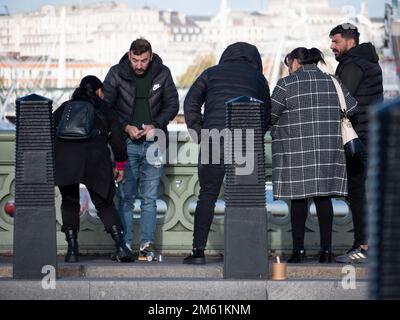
left=330, top=76, right=365, bottom=159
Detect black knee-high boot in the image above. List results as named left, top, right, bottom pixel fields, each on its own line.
left=64, top=229, right=79, bottom=263
left=110, top=225, right=134, bottom=262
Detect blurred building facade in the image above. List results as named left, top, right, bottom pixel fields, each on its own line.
left=0, top=0, right=390, bottom=119
left=0, top=1, right=385, bottom=85
left=0, top=2, right=206, bottom=88
left=383, top=0, right=400, bottom=97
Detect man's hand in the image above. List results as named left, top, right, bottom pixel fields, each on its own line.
left=125, top=125, right=143, bottom=140
left=139, top=124, right=156, bottom=139
left=114, top=169, right=124, bottom=183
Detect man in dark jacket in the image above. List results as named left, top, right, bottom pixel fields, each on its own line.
left=183, top=42, right=271, bottom=264
left=103, top=38, right=179, bottom=258
left=329, top=23, right=384, bottom=263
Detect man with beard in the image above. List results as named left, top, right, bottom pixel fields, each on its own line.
left=103, top=38, right=179, bottom=259
left=329, top=23, right=383, bottom=263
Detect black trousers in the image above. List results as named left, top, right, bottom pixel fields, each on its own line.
left=346, top=155, right=367, bottom=247
left=290, top=196, right=334, bottom=249
left=59, top=183, right=122, bottom=233
left=193, top=163, right=225, bottom=250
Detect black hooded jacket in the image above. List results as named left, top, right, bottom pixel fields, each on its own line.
left=184, top=42, right=271, bottom=141
left=103, top=53, right=179, bottom=137
left=336, top=42, right=383, bottom=144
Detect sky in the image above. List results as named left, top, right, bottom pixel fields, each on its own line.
left=0, top=0, right=391, bottom=17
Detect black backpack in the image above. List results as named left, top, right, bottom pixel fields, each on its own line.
left=56, top=101, right=105, bottom=141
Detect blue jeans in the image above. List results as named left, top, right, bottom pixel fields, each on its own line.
left=117, top=139, right=163, bottom=246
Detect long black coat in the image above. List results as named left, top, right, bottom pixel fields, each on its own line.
left=54, top=98, right=127, bottom=199
left=184, top=42, right=271, bottom=141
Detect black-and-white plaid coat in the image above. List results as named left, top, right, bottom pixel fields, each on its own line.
left=270, top=64, right=358, bottom=200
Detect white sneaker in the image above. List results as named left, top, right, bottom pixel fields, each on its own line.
left=125, top=243, right=133, bottom=252
left=140, top=241, right=156, bottom=256
left=140, top=241, right=151, bottom=252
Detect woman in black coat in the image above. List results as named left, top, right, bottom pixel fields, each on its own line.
left=54, top=75, right=133, bottom=263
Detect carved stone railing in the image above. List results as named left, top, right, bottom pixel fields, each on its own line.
left=0, top=129, right=354, bottom=254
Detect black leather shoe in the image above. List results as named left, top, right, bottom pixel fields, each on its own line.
left=319, top=249, right=334, bottom=263
left=287, top=249, right=306, bottom=263
left=183, top=249, right=206, bottom=265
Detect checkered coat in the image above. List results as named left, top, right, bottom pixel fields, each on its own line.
left=269, top=64, right=358, bottom=200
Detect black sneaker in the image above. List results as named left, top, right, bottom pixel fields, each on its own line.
left=183, top=249, right=206, bottom=265
left=335, top=246, right=367, bottom=264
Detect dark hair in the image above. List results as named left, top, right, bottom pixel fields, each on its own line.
left=129, top=38, right=152, bottom=56
left=284, top=47, right=326, bottom=67
left=329, top=23, right=360, bottom=45
left=72, top=75, right=103, bottom=104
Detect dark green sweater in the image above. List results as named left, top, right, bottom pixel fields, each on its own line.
left=131, top=65, right=152, bottom=130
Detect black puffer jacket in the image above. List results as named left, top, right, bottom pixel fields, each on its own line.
left=103, top=53, right=179, bottom=137
left=184, top=42, right=271, bottom=141
left=336, top=42, right=383, bottom=145
left=54, top=98, right=127, bottom=199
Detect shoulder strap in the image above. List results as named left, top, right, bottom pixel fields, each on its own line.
left=329, top=75, right=347, bottom=113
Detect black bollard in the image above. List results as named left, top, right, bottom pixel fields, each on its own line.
left=368, top=98, right=400, bottom=299
left=13, top=94, right=57, bottom=279
left=224, top=96, right=268, bottom=279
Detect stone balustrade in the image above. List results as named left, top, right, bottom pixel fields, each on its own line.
left=0, top=129, right=354, bottom=254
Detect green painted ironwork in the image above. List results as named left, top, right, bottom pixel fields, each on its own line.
left=0, top=130, right=354, bottom=255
